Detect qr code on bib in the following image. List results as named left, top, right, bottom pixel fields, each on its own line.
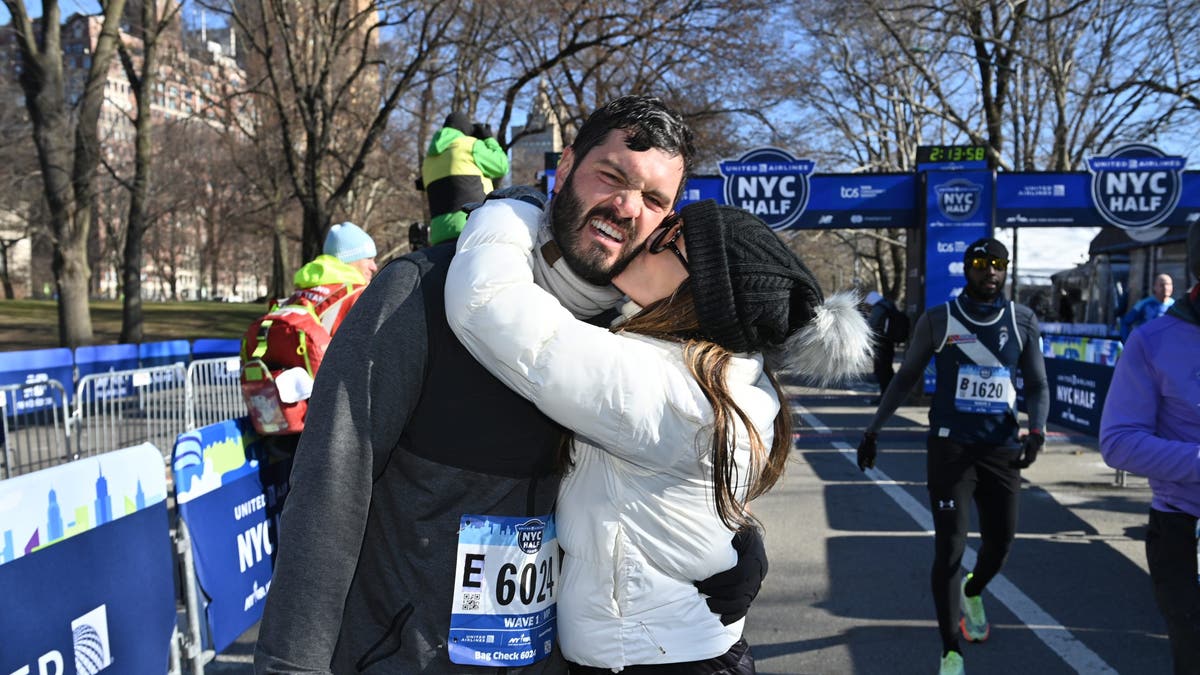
left=461, top=592, right=481, bottom=611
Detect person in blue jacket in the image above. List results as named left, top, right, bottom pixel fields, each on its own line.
left=1100, top=224, right=1200, bottom=675
left=1120, top=273, right=1174, bottom=339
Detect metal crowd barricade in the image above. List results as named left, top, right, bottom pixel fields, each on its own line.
left=0, top=379, right=71, bottom=478
left=72, top=364, right=189, bottom=459
left=185, top=356, right=244, bottom=430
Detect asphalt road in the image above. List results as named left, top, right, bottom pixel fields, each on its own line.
left=207, top=382, right=1169, bottom=675
left=743, top=382, right=1167, bottom=675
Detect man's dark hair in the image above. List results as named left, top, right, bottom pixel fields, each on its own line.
left=568, top=95, right=696, bottom=201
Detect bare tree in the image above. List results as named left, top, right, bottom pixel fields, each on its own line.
left=0, top=72, right=41, bottom=299
left=455, top=0, right=781, bottom=163
left=201, top=0, right=461, bottom=262
left=114, top=0, right=183, bottom=342
left=2, top=0, right=129, bottom=346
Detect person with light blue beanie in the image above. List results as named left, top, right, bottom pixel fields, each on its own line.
left=284, top=222, right=378, bottom=336
left=322, top=222, right=378, bottom=282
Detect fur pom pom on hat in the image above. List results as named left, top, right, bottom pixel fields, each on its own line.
left=678, top=200, right=873, bottom=384
left=323, top=222, right=376, bottom=263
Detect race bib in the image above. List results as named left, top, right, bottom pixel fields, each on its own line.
left=954, top=364, right=1013, bottom=414
left=448, top=513, right=558, bottom=666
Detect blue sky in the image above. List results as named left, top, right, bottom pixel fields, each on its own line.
left=1, top=1, right=97, bottom=21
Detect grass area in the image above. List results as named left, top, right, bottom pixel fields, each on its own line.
left=0, top=299, right=266, bottom=352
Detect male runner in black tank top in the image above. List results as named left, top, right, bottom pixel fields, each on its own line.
left=856, top=237, right=1049, bottom=675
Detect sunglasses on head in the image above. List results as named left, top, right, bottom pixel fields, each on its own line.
left=967, top=256, right=1009, bottom=271
left=648, top=213, right=689, bottom=271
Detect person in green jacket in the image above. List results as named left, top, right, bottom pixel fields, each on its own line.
left=421, top=112, right=509, bottom=245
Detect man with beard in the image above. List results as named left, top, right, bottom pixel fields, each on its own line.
left=854, top=237, right=1049, bottom=675
left=255, top=96, right=763, bottom=674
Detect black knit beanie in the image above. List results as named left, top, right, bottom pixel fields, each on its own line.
left=444, top=112, right=472, bottom=135
left=680, top=200, right=824, bottom=353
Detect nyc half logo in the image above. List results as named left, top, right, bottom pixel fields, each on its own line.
left=1087, top=144, right=1185, bottom=230
left=934, top=179, right=983, bottom=222
left=719, top=147, right=814, bottom=231
left=516, top=519, right=547, bottom=554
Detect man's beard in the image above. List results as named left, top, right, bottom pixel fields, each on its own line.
left=550, top=174, right=641, bottom=286
left=965, top=276, right=1003, bottom=302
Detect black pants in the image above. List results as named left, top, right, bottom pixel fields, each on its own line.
left=567, top=638, right=754, bottom=675
left=873, top=339, right=896, bottom=395
left=1147, top=508, right=1200, bottom=675
left=926, top=437, right=1021, bottom=653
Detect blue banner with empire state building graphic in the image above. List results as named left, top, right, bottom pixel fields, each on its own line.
left=172, top=416, right=292, bottom=654
left=0, top=443, right=175, bottom=675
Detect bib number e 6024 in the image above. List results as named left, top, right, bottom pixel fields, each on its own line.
left=448, top=514, right=558, bottom=667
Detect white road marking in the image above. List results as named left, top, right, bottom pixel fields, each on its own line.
left=794, top=404, right=831, bottom=434
left=820, top=431, right=1119, bottom=674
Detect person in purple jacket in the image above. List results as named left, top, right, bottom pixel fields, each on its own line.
left=1100, top=221, right=1200, bottom=675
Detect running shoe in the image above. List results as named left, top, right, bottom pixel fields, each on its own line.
left=939, top=650, right=965, bottom=675
left=959, top=573, right=990, bottom=642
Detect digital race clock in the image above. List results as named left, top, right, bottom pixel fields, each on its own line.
left=916, top=144, right=989, bottom=168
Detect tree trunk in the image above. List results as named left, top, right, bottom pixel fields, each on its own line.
left=4, top=0, right=128, bottom=347
left=119, top=0, right=162, bottom=344
left=0, top=239, right=15, bottom=299
left=271, top=214, right=290, bottom=302
left=55, top=221, right=94, bottom=347
left=119, top=221, right=146, bottom=343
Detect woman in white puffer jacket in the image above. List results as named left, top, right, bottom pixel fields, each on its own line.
left=446, top=197, right=871, bottom=672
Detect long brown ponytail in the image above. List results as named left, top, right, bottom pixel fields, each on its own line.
left=567, top=280, right=793, bottom=530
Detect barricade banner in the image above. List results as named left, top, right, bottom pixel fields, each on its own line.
left=0, top=347, right=73, bottom=413
left=0, top=442, right=175, bottom=674
left=172, top=417, right=291, bottom=653
left=139, top=340, right=192, bottom=369
left=191, top=338, right=243, bottom=361
left=74, top=345, right=140, bottom=401
left=1045, top=358, right=1114, bottom=436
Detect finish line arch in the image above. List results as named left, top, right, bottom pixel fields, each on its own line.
left=669, top=145, right=1198, bottom=320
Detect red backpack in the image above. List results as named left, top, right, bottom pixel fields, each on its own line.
left=240, top=299, right=332, bottom=435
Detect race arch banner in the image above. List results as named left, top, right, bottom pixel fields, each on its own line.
left=0, top=443, right=176, bottom=675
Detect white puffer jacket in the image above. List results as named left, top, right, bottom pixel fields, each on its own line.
left=445, top=199, right=780, bottom=668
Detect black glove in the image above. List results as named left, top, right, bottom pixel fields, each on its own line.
left=857, top=431, right=878, bottom=471
left=470, top=122, right=493, bottom=139
left=694, top=526, right=768, bottom=625
left=1012, top=431, right=1044, bottom=469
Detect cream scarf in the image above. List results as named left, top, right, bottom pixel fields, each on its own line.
left=531, top=217, right=624, bottom=320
